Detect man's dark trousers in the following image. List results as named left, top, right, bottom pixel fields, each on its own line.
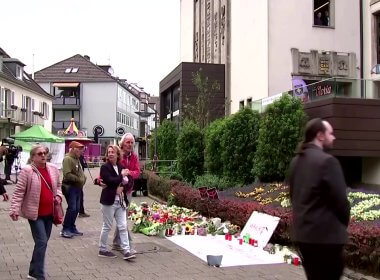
left=62, top=186, right=81, bottom=233
left=298, top=243, right=344, bottom=280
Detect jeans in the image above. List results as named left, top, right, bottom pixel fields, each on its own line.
left=298, top=243, right=344, bottom=280
left=79, top=188, right=85, bottom=214
left=62, top=186, right=81, bottom=232
left=28, top=216, right=53, bottom=280
left=113, top=192, right=132, bottom=245
left=100, top=200, right=131, bottom=253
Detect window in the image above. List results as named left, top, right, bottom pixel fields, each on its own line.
left=239, top=100, right=244, bottom=110
left=313, top=0, right=333, bottom=27
left=247, top=98, right=252, bottom=109
left=0, top=87, right=5, bottom=117
left=16, top=65, right=23, bottom=80
left=71, top=68, right=79, bottom=73
left=41, top=102, right=49, bottom=119
left=65, top=68, right=72, bottom=73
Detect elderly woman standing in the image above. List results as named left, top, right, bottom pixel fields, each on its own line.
left=9, top=145, right=62, bottom=280
left=98, top=145, right=136, bottom=260
left=112, top=133, right=140, bottom=252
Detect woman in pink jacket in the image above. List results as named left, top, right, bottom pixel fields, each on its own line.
left=10, top=145, right=62, bottom=280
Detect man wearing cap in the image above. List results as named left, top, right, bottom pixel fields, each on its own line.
left=61, top=141, right=87, bottom=238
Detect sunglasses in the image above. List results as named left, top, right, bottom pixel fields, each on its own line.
left=36, top=152, right=47, bottom=156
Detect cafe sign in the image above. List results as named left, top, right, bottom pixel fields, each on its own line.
left=319, top=57, right=330, bottom=75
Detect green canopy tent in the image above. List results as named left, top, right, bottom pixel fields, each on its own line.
left=11, top=125, right=64, bottom=143
left=11, top=125, right=65, bottom=168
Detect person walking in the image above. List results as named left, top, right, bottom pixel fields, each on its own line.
left=98, top=145, right=136, bottom=260
left=288, top=118, right=351, bottom=280
left=9, top=145, right=62, bottom=280
left=61, top=141, right=86, bottom=238
left=112, top=133, right=140, bottom=253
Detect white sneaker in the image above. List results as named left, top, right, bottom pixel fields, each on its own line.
left=27, top=275, right=37, bottom=280
left=130, top=248, right=137, bottom=254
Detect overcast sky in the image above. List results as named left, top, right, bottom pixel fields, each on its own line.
left=1, top=0, right=180, bottom=96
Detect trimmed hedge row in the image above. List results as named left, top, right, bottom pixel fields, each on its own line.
left=145, top=172, right=380, bottom=275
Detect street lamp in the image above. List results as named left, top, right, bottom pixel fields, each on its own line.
left=135, top=108, right=158, bottom=159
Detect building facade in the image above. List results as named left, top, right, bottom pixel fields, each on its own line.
left=0, top=48, right=53, bottom=140
left=159, top=62, right=225, bottom=127
left=34, top=55, right=140, bottom=154
left=180, top=0, right=361, bottom=113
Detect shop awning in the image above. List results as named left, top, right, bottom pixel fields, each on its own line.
left=52, top=82, right=79, bottom=88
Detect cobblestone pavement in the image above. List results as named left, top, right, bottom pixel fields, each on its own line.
left=0, top=168, right=374, bottom=280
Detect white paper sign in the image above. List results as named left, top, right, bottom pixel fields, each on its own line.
left=241, top=211, right=280, bottom=248
left=167, top=235, right=284, bottom=267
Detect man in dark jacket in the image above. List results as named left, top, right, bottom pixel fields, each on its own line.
left=288, top=118, right=350, bottom=280
left=61, top=141, right=87, bottom=238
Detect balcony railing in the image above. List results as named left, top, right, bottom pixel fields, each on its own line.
left=0, top=109, right=44, bottom=126
left=251, top=78, right=380, bottom=113
left=53, top=97, right=80, bottom=106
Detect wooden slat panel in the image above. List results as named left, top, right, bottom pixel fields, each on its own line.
left=334, top=130, right=380, bottom=141
left=304, top=98, right=380, bottom=157
left=328, top=117, right=380, bottom=131
left=333, top=139, right=380, bottom=150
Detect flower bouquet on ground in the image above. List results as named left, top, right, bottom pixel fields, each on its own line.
left=128, top=201, right=240, bottom=237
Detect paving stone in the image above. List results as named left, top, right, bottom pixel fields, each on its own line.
left=1, top=168, right=377, bottom=280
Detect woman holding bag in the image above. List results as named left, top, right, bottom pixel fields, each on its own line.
left=10, top=144, right=62, bottom=280
left=98, top=145, right=135, bottom=260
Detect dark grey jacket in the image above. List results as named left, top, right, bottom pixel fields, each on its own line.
left=288, top=143, right=350, bottom=244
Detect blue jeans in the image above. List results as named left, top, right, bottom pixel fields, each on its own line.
left=62, top=186, right=81, bottom=232
left=28, top=216, right=53, bottom=280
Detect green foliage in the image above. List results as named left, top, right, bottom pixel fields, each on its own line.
left=148, top=135, right=155, bottom=159
left=182, top=68, right=221, bottom=129
left=253, top=95, right=307, bottom=182
left=193, top=174, right=233, bottom=190
left=204, top=118, right=227, bottom=175
left=145, top=170, right=179, bottom=201
left=155, top=120, right=178, bottom=160
left=221, top=108, right=260, bottom=184
left=176, top=121, right=205, bottom=183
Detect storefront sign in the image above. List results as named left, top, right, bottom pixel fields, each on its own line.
left=319, top=58, right=330, bottom=74
left=314, top=84, right=332, bottom=97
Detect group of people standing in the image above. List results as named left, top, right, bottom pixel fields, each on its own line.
left=8, top=132, right=140, bottom=280
left=5, top=119, right=352, bottom=280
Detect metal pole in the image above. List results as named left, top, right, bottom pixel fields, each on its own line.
left=8, top=117, right=11, bottom=137
left=154, top=110, right=157, bottom=157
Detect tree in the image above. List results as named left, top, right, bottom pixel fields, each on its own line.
left=176, top=121, right=205, bottom=183
left=253, top=95, right=307, bottom=182
left=221, top=108, right=260, bottom=184
left=204, top=118, right=226, bottom=175
left=153, top=120, right=178, bottom=160
left=182, top=68, right=221, bottom=129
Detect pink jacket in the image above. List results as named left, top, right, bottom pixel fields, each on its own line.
left=120, top=152, right=141, bottom=180
left=9, top=163, right=62, bottom=221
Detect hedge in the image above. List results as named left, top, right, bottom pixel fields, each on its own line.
left=253, top=95, right=307, bottom=182
left=145, top=174, right=380, bottom=275
left=221, top=108, right=260, bottom=184
left=176, top=121, right=205, bottom=183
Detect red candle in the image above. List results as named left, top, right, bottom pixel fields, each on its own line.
left=225, top=234, right=229, bottom=240
left=249, top=238, right=253, bottom=245
left=239, top=239, right=243, bottom=245
left=293, top=257, right=299, bottom=266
